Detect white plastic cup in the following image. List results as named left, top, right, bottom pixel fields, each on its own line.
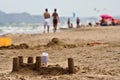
left=41, top=52, right=48, bottom=66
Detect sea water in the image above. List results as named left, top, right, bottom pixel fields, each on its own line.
left=0, top=18, right=99, bottom=35
left=0, top=23, right=65, bottom=35
left=0, top=23, right=46, bottom=35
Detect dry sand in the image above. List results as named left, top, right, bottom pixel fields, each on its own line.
left=0, top=26, right=120, bottom=80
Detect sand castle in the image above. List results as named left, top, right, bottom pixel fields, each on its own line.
left=12, top=56, right=79, bottom=75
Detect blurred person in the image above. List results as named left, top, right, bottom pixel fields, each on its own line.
left=52, top=9, right=59, bottom=32
left=76, top=17, right=80, bottom=28
left=43, top=8, right=50, bottom=33
left=67, top=18, right=71, bottom=28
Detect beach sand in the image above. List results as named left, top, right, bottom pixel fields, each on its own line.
left=0, top=26, right=120, bottom=80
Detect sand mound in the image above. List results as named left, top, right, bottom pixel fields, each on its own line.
left=39, top=65, right=79, bottom=75
left=0, top=38, right=77, bottom=50
left=47, top=38, right=64, bottom=47
left=12, top=63, right=79, bottom=76
left=39, top=66, right=68, bottom=75
left=0, top=43, right=29, bottom=49
left=46, top=37, right=77, bottom=48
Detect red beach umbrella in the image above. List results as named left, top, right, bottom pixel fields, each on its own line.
left=100, top=14, right=113, bottom=19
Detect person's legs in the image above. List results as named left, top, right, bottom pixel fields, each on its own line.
left=47, top=25, right=49, bottom=33
left=53, top=19, right=58, bottom=33
left=53, top=19, right=56, bottom=33
left=46, top=19, right=50, bottom=33
left=54, top=24, right=57, bottom=33
left=53, top=24, right=55, bottom=33
left=77, top=22, right=79, bottom=28
left=44, top=19, right=50, bottom=33
left=44, top=19, right=47, bottom=33
left=44, top=24, right=46, bottom=33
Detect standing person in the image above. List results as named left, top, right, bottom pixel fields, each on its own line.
left=76, top=17, right=80, bottom=28
left=67, top=18, right=71, bottom=28
left=52, top=9, right=59, bottom=32
left=112, top=18, right=115, bottom=26
left=43, top=8, right=50, bottom=33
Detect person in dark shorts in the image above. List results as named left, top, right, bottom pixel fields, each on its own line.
left=112, top=18, right=115, bottom=26
left=76, top=17, right=80, bottom=28
left=67, top=18, right=71, bottom=28
left=52, top=9, right=59, bottom=32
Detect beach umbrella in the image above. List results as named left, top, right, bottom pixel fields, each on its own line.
left=100, top=14, right=113, bottom=19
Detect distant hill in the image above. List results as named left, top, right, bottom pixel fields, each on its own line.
left=0, top=10, right=119, bottom=25
left=0, top=10, right=43, bottom=24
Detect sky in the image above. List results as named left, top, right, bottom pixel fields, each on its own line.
left=0, top=0, right=120, bottom=17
